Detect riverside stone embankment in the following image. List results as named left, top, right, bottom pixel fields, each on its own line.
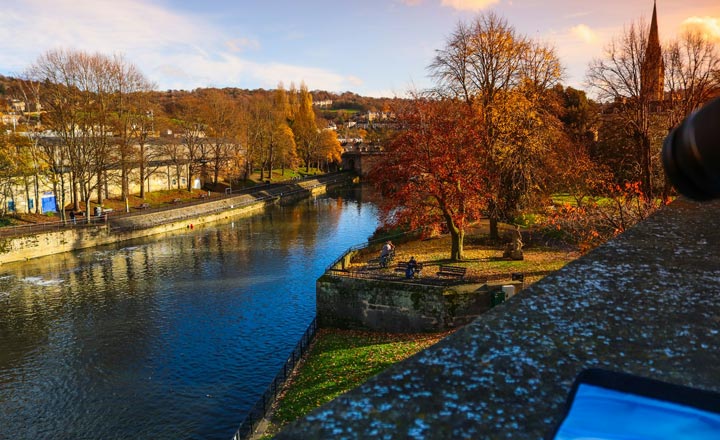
left=0, top=174, right=353, bottom=265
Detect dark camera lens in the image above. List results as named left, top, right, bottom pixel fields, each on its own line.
left=662, top=97, right=720, bottom=200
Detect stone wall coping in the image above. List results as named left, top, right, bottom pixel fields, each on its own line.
left=277, top=198, right=720, bottom=439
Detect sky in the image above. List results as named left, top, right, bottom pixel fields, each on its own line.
left=1, top=0, right=719, bottom=98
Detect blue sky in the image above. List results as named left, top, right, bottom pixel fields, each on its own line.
left=1, top=0, right=719, bottom=97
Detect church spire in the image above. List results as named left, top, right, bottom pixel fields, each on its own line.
left=648, top=1, right=660, bottom=50
left=641, top=1, right=664, bottom=101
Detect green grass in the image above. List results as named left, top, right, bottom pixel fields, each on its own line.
left=321, top=109, right=360, bottom=114
left=551, top=193, right=583, bottom=206
left=247, top=168, right=326, bottom=182
left=267, top=329, right=451, bottom=434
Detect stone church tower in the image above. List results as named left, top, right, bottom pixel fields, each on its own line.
left=641, top=1, right=665, bottom=101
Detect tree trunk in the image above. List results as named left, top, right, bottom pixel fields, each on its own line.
left=72, top=176, right=79, bottom=211
left=443, top=209, right=465, bottom=261
left=449, top=227, right=464, bottom=261
left=187, top=163, right=193, bottom=192
left=140, top=162, right=146, bottom=198
left=489, top=217, right=499, bottom=241
left=121, top=160, right=129, bottom=199
left=52, top=179, right=60, bottom=215
left=33, top=174, right=40, bottom=214
left=85, top=197, right=91, bottom=224
left=96, top=170, right=103, bottom=205
left=104, top=170, right=109, bottom=200
left=640, top=134, right=652, bottom=198
left=23, top=177, right=31, bottom=214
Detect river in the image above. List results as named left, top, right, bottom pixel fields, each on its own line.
left=0, top=185, right=379, bottom=440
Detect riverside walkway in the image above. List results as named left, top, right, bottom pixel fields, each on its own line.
left=0, top=173, right=352, bottom=238
left=0, top=173, right=354, bottom=264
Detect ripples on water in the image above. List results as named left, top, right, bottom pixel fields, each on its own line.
left=0, top=188, right=378, bottom=439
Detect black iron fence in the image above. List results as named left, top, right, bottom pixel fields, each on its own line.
left=323, top=229, right=415, bottom=273
left=231, top=316, right=318, bottom=440
left=0, top=215, right=110, bottom=237
left=0, top=173, right=354, bottom=238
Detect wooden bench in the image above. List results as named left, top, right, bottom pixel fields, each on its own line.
left=138, top=203, right=150, bottom=209
left=436, top=265, right=466, bottom=279
left=199, top=193, right=209, bottom=199
left=395, top=261, right=423, bottom=277
left=172, top=198, right=182, bottom=204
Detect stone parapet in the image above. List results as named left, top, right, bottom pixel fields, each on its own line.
left=277, top=198, right=720, bottom=439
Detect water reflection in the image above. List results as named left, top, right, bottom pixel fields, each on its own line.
left=0, top=187, right=378, bottom=440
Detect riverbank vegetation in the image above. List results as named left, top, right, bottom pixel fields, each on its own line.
left=259, top=328, right=454, bottom=438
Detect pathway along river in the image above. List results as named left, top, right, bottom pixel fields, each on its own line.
left=0, top=185, right=379, bottom=440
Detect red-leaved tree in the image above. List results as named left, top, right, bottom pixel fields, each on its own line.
left=369, top=98, right=489, bottom=261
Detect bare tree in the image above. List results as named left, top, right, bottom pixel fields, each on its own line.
left=26, top=49, right=152, bottom=220
left=200, top=89, right=240, bottom=186
left=586, top=19, right=659, bottom=197
left=171, top=95, right=206, bottom=191
left=110, top=57, right=155, bottom=200
left=664, top=30, right=720, bottom=129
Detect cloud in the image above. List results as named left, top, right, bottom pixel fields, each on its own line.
left=145, top=50, right=362, bottom=93
left=0, top=0, right=355, bottom=92
left=564, top=11, right=591, bottom=19
left=681, top=16, right=720, bottom=42
left=440, top=0, right=499, bottom=12
left=225, top=38, right=261, bottom=53
left=399, top=0, right=423, bottom=5
left=570, top=24, right=599, bottom=44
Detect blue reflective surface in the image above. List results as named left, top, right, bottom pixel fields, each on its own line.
left=0, top=187, right=379, bottom=439
left=554, top=383, right=720, bottom=440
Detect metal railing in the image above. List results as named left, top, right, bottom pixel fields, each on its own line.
left=323, top=229, right=415, bottom=273
left=231, top=317, right=318, bottom=440
left=0, top=173, right=355, bottom=238
left=0, top=215, right=110, bottom=237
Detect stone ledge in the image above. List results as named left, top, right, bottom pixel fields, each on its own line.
left=277, top=198, right=720, bottom=439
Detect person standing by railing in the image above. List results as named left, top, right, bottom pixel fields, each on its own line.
left=380, top=240, right=395, bottom=268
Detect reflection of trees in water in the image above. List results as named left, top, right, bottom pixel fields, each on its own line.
left=0, top=245, right=162, bottom=411
left=0, top=189, right=370, bottom=374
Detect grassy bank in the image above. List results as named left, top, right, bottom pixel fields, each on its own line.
left=261, top=329, right=453, bottom=437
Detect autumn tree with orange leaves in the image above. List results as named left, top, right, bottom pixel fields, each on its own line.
left=369, top=98, right=488, bottom=261
left=429, top=12, right=564, bottom=239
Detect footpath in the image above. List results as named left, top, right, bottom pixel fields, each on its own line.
left=0, top=173, right=354, bottom=265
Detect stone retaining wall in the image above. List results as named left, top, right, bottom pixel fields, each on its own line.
left=0, top=175, right=352, bottom=265
left=0, top=197, right=272, bottom=264
left=317, top=274, right=522, bottom=332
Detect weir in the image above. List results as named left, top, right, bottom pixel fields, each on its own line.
left=276, top=198, right=720, bottom=438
